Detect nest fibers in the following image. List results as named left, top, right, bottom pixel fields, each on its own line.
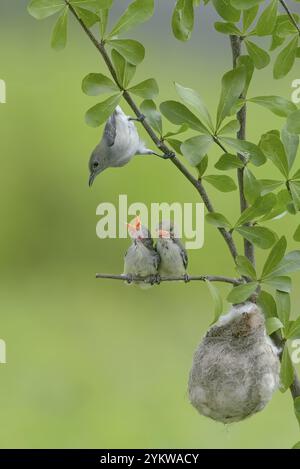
left=188, top=302, right=280, bottom=424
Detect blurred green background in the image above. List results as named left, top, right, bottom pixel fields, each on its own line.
left=1, top=0, right=300, bottom=449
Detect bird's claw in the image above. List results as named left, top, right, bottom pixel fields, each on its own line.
left=183, top=274, right=190, bottom=283
left=155, top=274, right=161, bottom=285
left=149, top=274, right=157, bottom=286
left=126, top=274, right=134, bottom=284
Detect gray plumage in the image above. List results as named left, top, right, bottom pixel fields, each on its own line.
left=89, top=106, right=154, bottom=186
left=156, top=221, right=188, bottom=277
left=188, top=303, right=280, bottom=424
left=124, top=224, right=160, bottom=289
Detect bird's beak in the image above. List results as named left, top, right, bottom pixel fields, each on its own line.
left=158, top=229, right=170, bottom=238
left=89, top=172, right=96, bottom=187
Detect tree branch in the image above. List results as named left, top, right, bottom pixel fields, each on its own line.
left=279, top=0, right=300, bottom=35
left=230, top=35, right=255, bottom=266
left=95, top=273, right=243, bottom=285
left=67, top=2, right=238, bottom=261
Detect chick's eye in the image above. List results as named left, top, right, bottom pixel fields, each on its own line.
left=93, top=162, right=99, bottom=169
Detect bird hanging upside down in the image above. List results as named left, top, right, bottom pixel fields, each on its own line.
left=88, top=106, right=160, bottom=187
left=123, top=217, right=160, bottom=289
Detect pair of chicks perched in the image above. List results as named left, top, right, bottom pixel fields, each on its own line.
left=124, top=217, right=188, bottom=287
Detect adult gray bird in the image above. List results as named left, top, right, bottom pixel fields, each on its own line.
left=89, top=106, right=157, bottom=186
left=156, top=221, right=188, bottom=279
left=123, top=217, right=160, bottom=289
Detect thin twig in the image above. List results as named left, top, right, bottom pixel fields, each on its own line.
left=67, top=2, right=238, bottom=261
left=230, top=35, right=255, bottom=266
left=279, top=0, right=300, bottom=35
left=95, top=273, right=243, bottom=285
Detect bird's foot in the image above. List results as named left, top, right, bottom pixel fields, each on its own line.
left=155, top=274, right=161, bottom=285
left=126, top=274, right=134, bottom=284
left=152, top=151, right=176, bottom=160
left=129, top=114, right=146, bottom=123
left=149, top=274, right=158, bottom=286
left=183, top=273, right=190, bottom=283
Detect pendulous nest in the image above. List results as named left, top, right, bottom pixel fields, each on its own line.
left=188, top=302, right=280, bottom=424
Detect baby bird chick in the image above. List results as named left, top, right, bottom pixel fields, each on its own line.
left=123, top=217, right=160, bottom=289
left=156, top=221, right=188, bottom=279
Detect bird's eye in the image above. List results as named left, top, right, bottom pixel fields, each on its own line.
left=93, top=162, right=99, bottom=169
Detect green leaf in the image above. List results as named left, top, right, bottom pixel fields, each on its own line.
left=243, top=6, right=259, bottom=32
left=235, top=193, right=276, bottom=226
left=111, top=49, right=136, bottom=88
left=160, top=101, right=209, bottom=133
left=244, top=167, right=261, bottom=204
left=99, top=8, right=109, bottom=38
left=287, top=109, right=300, bottom=135
left=109, top=0, right=154, bottom=37
left=218, top=119, right=240, bottom=136
left=245, top=40, right=270, bottom=69
left=236, top=255, right=257, bottom=280
left=294, top=397, right=300, bottom=427
left=280, top=345, right=294, bottom=393
left=215, top=153, right=244, bottom=171
left=212, top=0, right=240, bottom=22
left=236, top=55, right=254, bottom=94
left=236, top=226, right=276, bottom=250
left=205, top=280, right=223, bottom=325
left=70, top=0, right=113, bottom=7
left=164, top=124, right=188, bottom=139
left=205, top=212, right=231, bottom=229
left=85, top=93, right=122, bottom=127
left=220, top=137, right=266, bottom=166
left=73, top=5, right=99, bottom=27
left=262, top=276, right=291, bottom=293
left=231, top=0, right=264, bottom=8
left=259, top=179, right=283, bottom=195
left=203, top=174, right=237, bottom=192
left=289, top=181, right=300, bottom=210
left=260, top=133, right=289, bottom=178
left=197, top=155, right=208, bottom=178
left=227, top=282, right=258, bottom=304
left=214, top=22, right=241, bottom=35
left=276, top=290, right=290, bottom=327
left=265, top=317, right=284, bottom=335
left=181, top=135, right=213, bottom=166
left=129, top=79, right=159, bottom=99
left=294, top=225, right=300, bottom=242
left=292, top=442, right=300, bottom=449
left=166, top=139, right=183, bottom=155
left=107, top=39, right=145, bottom=65
left=266, top=250, right=300, bottom=278
left=274, top=36, right=298, bottom=79
left=175, top=82, right=213, bottom=131
left=28, top=0, right=65, bottom=19
left=254, top=0, right=278, bottom=37
left=248, top=96, right=297, bottom=118
left=286, top=317, right=300, bottom=339
left=140, top=100, right=162, bottom=135
left=51, top=6, right=68, bottom=50
left=262, top=236, right=287, bottom=279
left=172, top=0, right=194, bottom=42
left=216, top=67, right=246, bottom=129
left=258, top=290, right=277, bottom=319
left=82, top=73, right=118, bottom=95
left=282, top=126, right=299, bottom=170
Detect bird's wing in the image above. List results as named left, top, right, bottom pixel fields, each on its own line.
left=173, top=238, right=188, bottom=269
left=103, top=112, right=117, bottom=147
left=153, top=250, right=161, bottom=270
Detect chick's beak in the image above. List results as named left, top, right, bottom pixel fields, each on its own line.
left=158, top=229, right=170, bottom=238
